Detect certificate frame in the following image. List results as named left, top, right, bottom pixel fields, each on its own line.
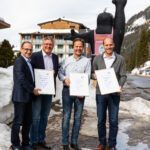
left=34, top=69, right=55, bottom=95
left=70, top=73, right=89, bottom=96
left=95, top=68, right=120, bottom=95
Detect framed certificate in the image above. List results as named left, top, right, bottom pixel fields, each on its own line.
left=34, top=69, right=55, bottom=95
left=95, top=68, right=120, bottom=95
left=70, top=73, right=89, bottom=96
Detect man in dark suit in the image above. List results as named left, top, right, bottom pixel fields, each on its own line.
left=11, top=41, right=39, bottom=150
left=30, top=37, right=59, bottom=149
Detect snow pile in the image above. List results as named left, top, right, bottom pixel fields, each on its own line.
left=0, top=67, right=13, bottom=123
left=144, top=61, right=150, bottom=67
left=131, top=61, right=150, bottom=76
left=120, top=97, right=150, bottom=120
left=0, top=123, right=11, bottom=150
left=131, top=68, right=140, bottom=75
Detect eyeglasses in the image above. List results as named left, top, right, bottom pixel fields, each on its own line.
left=22, top=48, right=33, bottom=51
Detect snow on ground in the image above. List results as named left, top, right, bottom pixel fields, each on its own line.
left=0, top=67, right=13, bottom=108
left=0, top=67, right=13, bottom=123
left=81, top=96, right=150, bottom=150
left=132, top=16, right=146, bottom=28
left=120, top=97, right=150, bottom=120
left=0, top=123, right=11, bottom=150
left=84, top=81, right=96, bottom=108
left=0, top=67, right=150, bottom=149
left=131, top=61, right=150, bottom=76
left=117, top=120, right=149, bottom=150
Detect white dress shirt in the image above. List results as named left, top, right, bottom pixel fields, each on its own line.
left=42, top=50, right=53, bottom=70
left=103, top=52, right=116, bottom=68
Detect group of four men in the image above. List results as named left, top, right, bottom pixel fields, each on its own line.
left=11, top=37, right=126, bottom=150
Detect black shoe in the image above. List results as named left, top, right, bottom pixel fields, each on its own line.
left=63, top=145, right=70, bottom=150
left=38, top=141, right=51, bottom=149
left=70, top=144, right=81, bottom=150
left=10, top=145, right=22, bottom=150
left=22, top=145, right=33, bottom=150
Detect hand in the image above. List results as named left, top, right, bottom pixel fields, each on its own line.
left=64, top=78, right=70, bottom=86
left=92, top=73, right=97, bottom=80
left=119, top=86, right=122, bottom=92
left=33, top=88, right=41, bottom=96
left=112, top=0, right=127, bottom=7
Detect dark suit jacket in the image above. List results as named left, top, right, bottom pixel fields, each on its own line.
left=12, top=55, right=34, bottom=103
left=31, top=51, right=59, bottom=91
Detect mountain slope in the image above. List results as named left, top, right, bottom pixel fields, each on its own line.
left=122, top=6, right=150, bottom=54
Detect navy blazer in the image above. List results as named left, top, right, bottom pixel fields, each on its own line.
left=12, top=56, right=34, bottom=103
left=31, top=51, right=59, bottom=89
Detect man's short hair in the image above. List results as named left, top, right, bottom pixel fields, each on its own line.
left=73, top=38, right=85, bottom=47
left=21, top=41, right=32, bottom=48
left=43, top=36, right=54, bottom=45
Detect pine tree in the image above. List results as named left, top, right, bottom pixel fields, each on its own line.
left=0, top=39, right=14, bottom=68
left=136, top=30, right=149, bottom=67
left=146, top=30, right=150, bottom=60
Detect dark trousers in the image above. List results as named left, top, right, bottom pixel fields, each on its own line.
left=96, top=94, right=120, bottom=147
left=11, top=101, right=32, bottom=147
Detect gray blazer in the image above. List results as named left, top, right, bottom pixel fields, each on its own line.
left=92, top=52, right=127, bottom=94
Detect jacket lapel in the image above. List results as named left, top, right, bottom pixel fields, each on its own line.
left=39, top=51, right=45, bottom=69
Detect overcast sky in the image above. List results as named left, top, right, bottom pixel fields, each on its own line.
left=0, top=0, right=150, bottom=48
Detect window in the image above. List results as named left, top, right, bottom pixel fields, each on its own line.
left=57, top=45, right=63, bottom=49
left=24, top=35, right=31, bottom=40
left=55, top=35, right=63, bottom=39
left=35, top=44, right=41, bottom=49
left=35, top=35, right=42, bottom=40
left=69, top=45, right=73, bottom=49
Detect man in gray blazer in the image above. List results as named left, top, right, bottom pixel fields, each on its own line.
left=11, top=41, right=39, bottom=150
left=92, top=37, right=127, bottom=150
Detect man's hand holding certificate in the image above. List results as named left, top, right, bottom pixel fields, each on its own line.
left=34, top=69, right=55, bottom=95
left=95, top=68, right=120, bottom=95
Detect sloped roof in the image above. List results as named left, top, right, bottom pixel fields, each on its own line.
left=38, top=18, right=89, bottom=29
left=0, top=17, right=10, bottom=29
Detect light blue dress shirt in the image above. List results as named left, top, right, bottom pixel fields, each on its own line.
left=58, top=55, right=91, bottom=81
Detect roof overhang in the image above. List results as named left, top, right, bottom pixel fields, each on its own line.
left=0, top=19, right=10, bottom=29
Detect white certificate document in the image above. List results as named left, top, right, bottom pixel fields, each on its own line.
left=34, top=69, right=55, bottom=95
left=70, top=73, right=89, bottom=96
left=95, top=68, right=120, bottom=95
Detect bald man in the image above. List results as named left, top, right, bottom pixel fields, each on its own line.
left=92, top=37, right=127, bottom=150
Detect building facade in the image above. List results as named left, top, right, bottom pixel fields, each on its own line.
left=20, top=18, right=89, bottom=62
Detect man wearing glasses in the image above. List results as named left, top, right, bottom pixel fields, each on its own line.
left=11, top=41, right=39, bottom=150
left=30, top=37, right=59, bottom=149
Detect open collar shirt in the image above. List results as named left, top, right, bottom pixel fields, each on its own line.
left=103, top=52, right=116, bottom=68
left=58, top=55, right=91, bottom=81
left=42, top=50, right=53, bottom=70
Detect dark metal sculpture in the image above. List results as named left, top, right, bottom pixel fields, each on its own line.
left=66, top=0, right=127, bottom=55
